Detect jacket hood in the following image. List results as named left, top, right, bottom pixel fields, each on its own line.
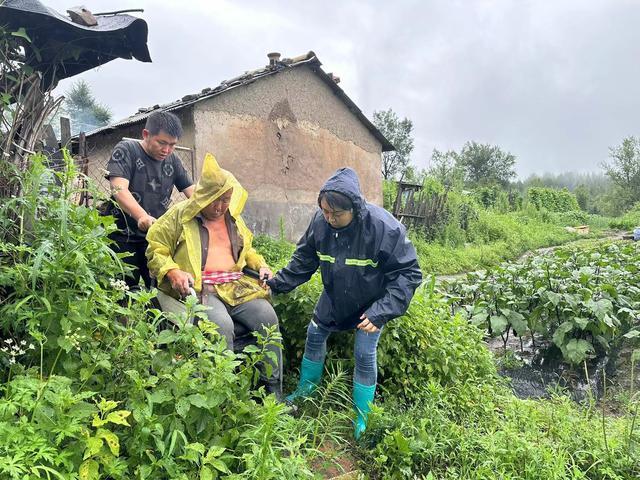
left=181, top=153, right=248, bottom=223
left=319, top=167, right=366, bottom=214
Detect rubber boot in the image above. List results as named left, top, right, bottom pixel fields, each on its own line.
left=353, top=382, right=376, bottom=440
left=285, top=357, right=323, bottom=404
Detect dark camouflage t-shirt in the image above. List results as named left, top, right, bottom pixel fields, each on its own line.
left=106, top=140, right=192, bottom=241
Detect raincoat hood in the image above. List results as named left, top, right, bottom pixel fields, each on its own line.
left=319, top=167, right=366, bottom=215
left=181, top=153, right=248, bottom=223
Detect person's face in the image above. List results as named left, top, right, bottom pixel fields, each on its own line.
left=202, top=189, right=233, bottom=220
left=141, top=129, right=178, bottom=161
left=320, top=197, right=353, bottom=228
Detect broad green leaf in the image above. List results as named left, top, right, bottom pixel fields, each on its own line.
left=11, top=27, right=31, bottom=42
left=470, top=312, right=488, bottom=326
left=105, top=410, right=131, bottom=426
left=150, top=389, right=173, bottom=404
left=188, top=394, right=209, bottom=409
left=79, top=460, right=99, bottom=480
left=83, top=437, right=103, bottom=459
left=573, top=317, right=590, bottom=330
left=210, top=458, right=231, bottom=474
left=624, top=330, right=640, bottom=339
left=563, top=339, right=594, bottom=364
left=552, top=322, right=573, bottom=347
left=507, top=310, right=527, bottom=336
left=157, top=330, right=178, bottom=345
left=176, top=397, right=190, bottom=417
left=96, top=428, right=120, bottom=456
left=204, top=446, right=226, bottom=462
left=490, top=315, right=508, bottom=334
left=546, top=291, right=562, bottom=307
left=200, top=466, right=213, bottom=480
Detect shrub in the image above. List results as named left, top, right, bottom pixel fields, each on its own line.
left=609, top=202, right=640, bottom=230
left=526, top=187, right=580, bottom=212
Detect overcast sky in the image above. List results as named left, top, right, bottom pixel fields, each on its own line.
left=47, top=0, right=640, bottom=178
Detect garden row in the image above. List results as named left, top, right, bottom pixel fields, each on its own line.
left=440, top=241, right=640, bottom=364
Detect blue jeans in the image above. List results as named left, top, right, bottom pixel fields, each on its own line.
left=303, top=319, right=382, bottom=386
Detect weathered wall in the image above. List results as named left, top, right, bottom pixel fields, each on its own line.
left=193, top=66, right=383, bottom=241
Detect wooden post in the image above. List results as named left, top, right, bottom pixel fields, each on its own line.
left=60, top=116, right=71, bottom=148
left=78, top=132, right=90, bottom=206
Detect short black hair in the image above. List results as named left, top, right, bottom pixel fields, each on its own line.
left=144, top=111, right=183, bottom=138
left=318, top=190, right=353, bottom=211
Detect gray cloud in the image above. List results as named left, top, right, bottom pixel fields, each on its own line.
left=47, top=0, right=640, bottom=177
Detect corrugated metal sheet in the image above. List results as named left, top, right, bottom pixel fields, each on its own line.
left=0, top=0, right=150, bottom=88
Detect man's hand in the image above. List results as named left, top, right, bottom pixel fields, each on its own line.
left=357, top=314, right=380, bottom=333
left=259, top=266, right=273, bottom=289
left=166, top=269, right=194, bottom=297
left=137, top=214, right=157, bottom=232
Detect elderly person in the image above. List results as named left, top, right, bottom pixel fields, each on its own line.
left=146, top=153, right=281, bottom=398
left=267, top=167, right=422, bottom=439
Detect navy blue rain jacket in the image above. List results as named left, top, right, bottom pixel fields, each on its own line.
left=267, top=168, right=422, bottom=330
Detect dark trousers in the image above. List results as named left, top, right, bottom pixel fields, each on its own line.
left=110, top=238, right=151, bottom=289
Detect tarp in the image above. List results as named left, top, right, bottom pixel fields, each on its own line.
left=0, top=0, right=151, bottom=88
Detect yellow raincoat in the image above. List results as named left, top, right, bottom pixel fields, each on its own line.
left=146, top=153, right=269, bottom=306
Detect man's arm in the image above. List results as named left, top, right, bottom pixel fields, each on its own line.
left=110, top=177, right=156, bottom=232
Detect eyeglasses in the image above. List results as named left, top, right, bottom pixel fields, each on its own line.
left=321, top=208, right=352, bottom=220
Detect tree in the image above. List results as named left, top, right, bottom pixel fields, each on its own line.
left=64, top=79, right=112, bottom=133
left=429, top=148, right=464, bottom=190
left=602, top=136, right=640, bottom=207
left=372, top=108, right=414, bottom=180
left=456, top=141, right=516, bottom=187
left=574, top=184, right=589, bottom=211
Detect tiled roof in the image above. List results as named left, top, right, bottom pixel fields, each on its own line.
left=84, top=51, right=394, bottom=151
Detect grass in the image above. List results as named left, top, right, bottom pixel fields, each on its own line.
left=411, top=210, right=612, bottom=275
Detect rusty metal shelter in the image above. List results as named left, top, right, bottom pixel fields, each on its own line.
left=0, top=0, right=151, bottom=90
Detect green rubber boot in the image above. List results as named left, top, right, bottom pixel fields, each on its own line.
left=285, top=357, right=324, bottom=404
left=353, top=382, right=376, bottom=440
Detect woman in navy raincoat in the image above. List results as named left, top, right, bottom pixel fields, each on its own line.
left=267, top=167, right=422, bottom=439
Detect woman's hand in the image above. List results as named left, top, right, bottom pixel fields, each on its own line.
left=259, top=266, right=273, bottom=289
left=357, top=314, right=379, bottom=333
left=166, top=269, right=194, bottom=297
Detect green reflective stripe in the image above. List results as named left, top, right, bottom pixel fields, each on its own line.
left=345, top=258, right=379, bottom=268
left=316, top=251, right=336, bottom=263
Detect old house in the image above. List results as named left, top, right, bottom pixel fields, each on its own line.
left=84, top=51, right=393, bottom=240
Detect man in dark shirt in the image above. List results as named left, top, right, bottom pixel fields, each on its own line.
left=106, top=111, right=194, bottom=288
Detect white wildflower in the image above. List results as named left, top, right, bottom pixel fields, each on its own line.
left=110, top=278, right=129, bottom=292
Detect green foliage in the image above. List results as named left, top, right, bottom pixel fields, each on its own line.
left=456, top=141, right=516, bottom=187
left=444, top=241, right=640, bottom=364
left=609, top=202, right=640, bottom=230
left=64, top=80, right=113, bottom=134
left=253, top=234, right=295, bottom=269
left=603, top=136, right=640, bottom=207
left=0, top=153, right=330, bottom=477
left=363, top=382, right=640, bottom=479
left=382, top=179, right=398, bottom=211
left=372, top=108, right=414, bottom=180
left=428, top=148, right=464, bottom=190
left=473, top=185, right=512, bottom=212
left=377, top=281, right=497, bottom=404
left=0, top=374, right=129, bottom=480
left=412, top=209, right=579, bottom=275
left=526, top=187, right=580, bottom=212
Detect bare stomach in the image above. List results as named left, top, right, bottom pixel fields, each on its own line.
left=204, top=252, right=236, bottom=272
